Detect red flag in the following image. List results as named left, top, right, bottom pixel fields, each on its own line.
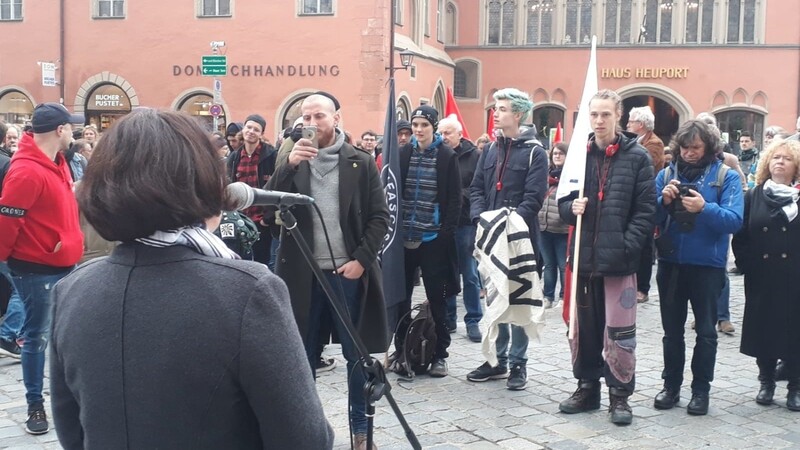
left=553, top=121, right=563, bottom=144
left=486, top=108, right=496, bottom=141
left=445, top=87, right=470, bottom=140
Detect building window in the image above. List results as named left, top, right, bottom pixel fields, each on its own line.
left=715, top=109, right=764, bottom=153
left=445, top=2, right=457, bottom=44
left=453, top=60, right=479, bottom=99
left=527, top=0, right=553, bottom=45
left=685, top=0, right=714, bottom=43
left=96, top=0, right=124, bottom=18
left=436, top=0, right=444, bottom=42
left=0, top=0, right=22, bottom=21
left=487, top=0, right=516, bottom=45
left=726, top=0, right=756, bottom=44
left=0, top=90, right=33, bottom=124
left=604, top=0, right=632, bottom=44
left=302, top=0, right=333, bottom=15
left=397, top=97, right=411, bottom=121
left=433, top=86, right=446, bottom=114
left=565, top=0, right=592, bottom=45
left=394, top=0, right=402, bottom=25
left=200, top=0, right=231, bottom=16
left=281, top=95, right=309, bottom=130
left=643, top=0, right=672, bottom=44
left=532, top=106, right=565, bottom=146
left=178, top=92, right=225, bottom=132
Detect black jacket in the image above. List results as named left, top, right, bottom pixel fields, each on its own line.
left=225, top=141, right=277, bottom=188
left=454, top=138, right=481, bottom=226
left=0, top=152, right=10, bottom=193
left=470, top=127, right=549, bottom=253
left=268, top=143, right=390, bottom=354
left=399, top=141, right=462, bottom=238
left=558, top=132, right=656, bottom=276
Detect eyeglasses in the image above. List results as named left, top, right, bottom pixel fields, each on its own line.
left=362, top=137, right=376, bottom=142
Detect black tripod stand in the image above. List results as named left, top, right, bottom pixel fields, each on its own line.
left=279, top=205, right=421, bottom=450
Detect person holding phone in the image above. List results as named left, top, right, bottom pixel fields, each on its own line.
left=653, top=119, right=744, bottom=416
left=267, top=93, right=390, bottom=450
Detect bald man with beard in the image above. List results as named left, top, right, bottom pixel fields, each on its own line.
left=266, top=94, right=389, bottom=450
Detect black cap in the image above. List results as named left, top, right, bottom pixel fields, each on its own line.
left=226, top=122, right=243, bottom=136
left=411, top=105, right=439, bottom=129
left=313, top=91, right=340, bottom=111
left=397, top=119, right=412, bottom=132
left=31, top=103, right=85, bottom=134
left=244, top=114, right=266, bottom=131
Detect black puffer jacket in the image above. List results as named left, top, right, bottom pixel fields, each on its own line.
left=558, top=132, right=656, bottom=276
left=455, top=138, right=480, bottom=226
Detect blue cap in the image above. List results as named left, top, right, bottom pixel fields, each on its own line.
left=31, top=103, right=84, bottom=134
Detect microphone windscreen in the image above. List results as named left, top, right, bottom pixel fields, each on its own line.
left=226, top=182, right=254, bottom=211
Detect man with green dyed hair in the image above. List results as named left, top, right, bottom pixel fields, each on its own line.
left=468, top=87, right=548, bottom=391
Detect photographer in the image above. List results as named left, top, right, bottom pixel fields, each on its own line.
left=653, top=119, right=744, bottom=416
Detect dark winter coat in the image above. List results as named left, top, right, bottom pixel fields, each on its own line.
left=732, top=185, right=800, bottom=359
left=400, top=139, right=462, bottom=295
left=558, top=132, right=656, bottom=276
left=470, top=127, right=549, bottom=258
left=50, top=244, right=334, bottom=450
left=226, top=141, right=277, bottom=188
left=454, top=138, right=481, bottom=226
left=268, top=143, right=390, bottom=354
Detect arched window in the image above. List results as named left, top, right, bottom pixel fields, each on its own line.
left=445, top=2, right=457, bottom=44
left=604, top=0, right=632, bottom=44
left=177, top=92, right=223, bottom=133
left=394, top=0, right=402, bottom=25
left=726, top=0, right=757, bottom=44
left=644, top=0, right=672, bottom=44
left=281, top=94, right=310, bottom=130
left=564, top=0, right=593, bottom=45
left=397, top=96, right=411, bottom=120
left=0, top=90, right=34, bottom=125
left=715, top=109, right=764, bottom=155
left=487, top=0, right=516, bottom=45
left=685, top=0, right=715, bottom=43
left=531, top=106, right=565, bottom=146
left=453, top=61, right=479, bottom=99
left=433, top=85, right=446, bottom=114
left=526, top=0, right=553, bottom=45
left=87, top=83, right=133, bottom=131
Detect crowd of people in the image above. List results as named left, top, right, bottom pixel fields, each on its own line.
left=0, top=92, right=799, bottom=449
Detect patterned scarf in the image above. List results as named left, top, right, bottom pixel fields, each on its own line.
left=763, top=179, right=800, bottom=222
left=136, top=225, right=240, bottom=259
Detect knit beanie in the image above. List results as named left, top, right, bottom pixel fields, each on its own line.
left=244, top=114, right=266, bottom=131
left=411, top=105, right=439, bottom=129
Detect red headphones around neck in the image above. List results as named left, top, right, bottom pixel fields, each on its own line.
left=586, top=139, right=620, bottom=158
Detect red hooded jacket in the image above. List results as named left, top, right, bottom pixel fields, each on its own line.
left=0, top=132, right=83, bottom=270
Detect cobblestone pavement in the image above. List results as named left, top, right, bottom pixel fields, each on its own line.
left=1, top=266, right=798, bottom=449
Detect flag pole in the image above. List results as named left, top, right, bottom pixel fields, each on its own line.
left=568, top=197, right=583, bottom=340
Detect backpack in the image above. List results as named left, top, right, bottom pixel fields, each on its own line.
left=214, top=210, right=261, bottom=259
left=391, top=302, right=438, bottom=379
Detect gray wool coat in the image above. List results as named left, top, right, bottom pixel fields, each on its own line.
left=50, top=243, right=334, bottom=450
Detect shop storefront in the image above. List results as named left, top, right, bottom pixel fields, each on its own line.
left=0, top=89, right=34, bottom=126
left=84, top=84, right=132, bottom=131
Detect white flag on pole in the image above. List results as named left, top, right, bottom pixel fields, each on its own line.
left=556, top=36, right=599, bottom=201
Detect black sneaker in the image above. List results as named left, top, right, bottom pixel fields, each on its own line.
left=446, top=320, right=457, bottom=333
left=25, top=408, right=49, bottom=435
left=0, top=338, right=21, bottom=359
left=316, top=357, right=336, bottom=373
left=467, top=362, right=508, bottom=382
left=507, top=364, right=527, bottom=390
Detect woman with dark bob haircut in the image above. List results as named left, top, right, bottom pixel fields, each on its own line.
left=49, top=109, right=334, bottom=450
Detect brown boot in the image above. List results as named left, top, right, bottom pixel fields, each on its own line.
left=354, top=433, right=378, bottom=450
left=559, top=380, right=601, bottom=414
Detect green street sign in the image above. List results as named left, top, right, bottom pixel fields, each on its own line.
left=202, top=66, right=227, bottom=76
left=201, top=55, right=227, bottom=77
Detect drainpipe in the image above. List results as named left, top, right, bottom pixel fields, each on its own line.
left=59, top=0, right=65, bottom=104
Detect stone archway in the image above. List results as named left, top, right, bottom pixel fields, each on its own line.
left=618, top=84, right=692, bottom=144
left=73, top=72, right=140, bottom=114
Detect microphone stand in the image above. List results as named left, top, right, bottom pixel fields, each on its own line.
left=279, top=205, right=421, bottom=450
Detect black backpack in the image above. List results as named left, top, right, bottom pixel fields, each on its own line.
left=394, top=302, right=438, bottom=379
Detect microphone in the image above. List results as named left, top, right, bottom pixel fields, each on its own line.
left=226, top=182, right=315, bottom=209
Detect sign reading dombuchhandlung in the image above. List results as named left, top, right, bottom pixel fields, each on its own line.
left=41, top=63, right=57, bottom=87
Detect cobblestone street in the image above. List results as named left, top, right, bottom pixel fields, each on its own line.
left=1, top=266, right=798, bottom=449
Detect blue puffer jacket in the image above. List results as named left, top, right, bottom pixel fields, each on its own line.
left=655, top=159, right=744, bottom=268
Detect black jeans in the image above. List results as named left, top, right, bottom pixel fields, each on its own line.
left=398, top=237, right=454, bottom=359
left=636, top=234, right=654, bottom=293
left=657, top=262, right=724, bottom=394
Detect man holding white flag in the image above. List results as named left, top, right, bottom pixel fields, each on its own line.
left=557, top=89, right=656, bottom=425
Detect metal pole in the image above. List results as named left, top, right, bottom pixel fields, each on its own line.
left=212, top=44, right=219, bottom=132
left=389, top=0, right=395, bottom=77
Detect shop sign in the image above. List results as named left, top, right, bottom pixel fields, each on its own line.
left=601, top=67, right=690, bottom=80
left=172, top=64, right=341, bottom=78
